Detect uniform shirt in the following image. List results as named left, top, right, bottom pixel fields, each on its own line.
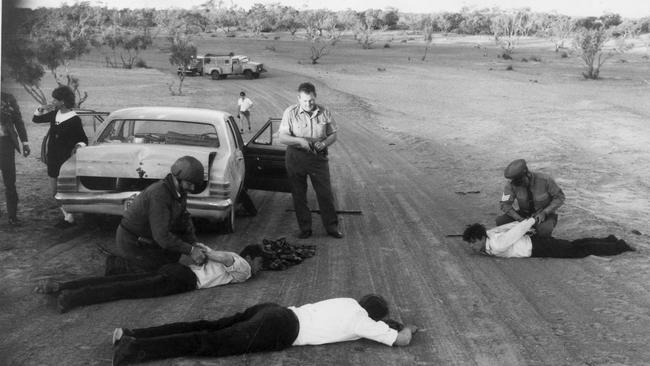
left=289, top=298, right=398, bottom=346
left=1, top=92, right=29, bottom=150
left=279, top=104, right=337, bottom=142
left=237, top=97, right=253, bottom=112
left=485, top=218, right=536, bottom=258
left=120, top=174, right=197, bottom=255
left=500, top=172, right=565, bottom=216
left=189, top=252, right=251, bottom=289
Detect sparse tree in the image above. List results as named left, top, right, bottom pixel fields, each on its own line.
left=543, top=14, right=575, bottom=52
left=572, top=27, right=632, bottom=79
left=421, top=15, right=436, bottom=60
left=300, top=10, right=340, bottom=64
left=491, top=9, right=533, bottom=55
left=354, top=9, right=385, bottom=49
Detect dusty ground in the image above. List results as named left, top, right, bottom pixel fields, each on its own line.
left=1, top=33, right=649, bottom=365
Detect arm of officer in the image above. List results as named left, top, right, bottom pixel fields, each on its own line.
left=499, top=184, right=524, bottom=221
left=542, top=178, right=565, bottom=215
left=278, top=108, right=310, bottom=149
left=148, top=194, right=194, bottom=255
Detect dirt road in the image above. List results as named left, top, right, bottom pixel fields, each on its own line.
left=1, top=37, right=649, bottom=365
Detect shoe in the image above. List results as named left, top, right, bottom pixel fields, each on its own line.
left=296, top=230, right=312, bottom=239
left=112, top=328, right=124, bottom=346
left=34, top=278, right=61, bottom=294
left=57, top=290, right=73, bottom=313
left=8, top=217, right=21, bottom=226
left=54, top=220, right=76, bottom=229
left=240, top=129, right=244, bottom=133
left=327, top=230, right=344, bottom=239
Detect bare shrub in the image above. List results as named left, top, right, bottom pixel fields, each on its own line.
left=491, top=9, right=533, bottom=55
left=529, top=55, right=542, bottom=62
left=506, top=64, right=514, bottom=70
left=572, top=28, right=632, bottom=79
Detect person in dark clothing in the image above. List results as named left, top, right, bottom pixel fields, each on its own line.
left=462, top=218, right=635, bottom=258
left=114, top=156, right=207, bottom=273
left=111, top=294, right=418, bottom=365
left=35, top=245, right=265, bottom=313
left=1, top=92, right=30, bottom=225
left=496, top=159, right=565, bottom=237
left=32, top=85, right=88, bottom=227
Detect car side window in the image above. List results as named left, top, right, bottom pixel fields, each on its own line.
left=252, top=120, right=282, bottom=146
left=225, top=59, right=230, bottom=65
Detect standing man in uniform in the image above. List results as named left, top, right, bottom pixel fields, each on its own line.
left=0, top=92, right=30, bottom=226
left=114, top=156, right=207, bottom=273
left=237, top=91, right=253, bottom=133
left=497, top=159, right=565, bottom=237
left=278, top=82, right=343, bottom=239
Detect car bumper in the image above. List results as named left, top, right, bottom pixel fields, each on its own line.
left=55, top=192, right=232, bottom=220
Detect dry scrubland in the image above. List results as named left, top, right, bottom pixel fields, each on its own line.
left=1, top=33, right=650, bottom=365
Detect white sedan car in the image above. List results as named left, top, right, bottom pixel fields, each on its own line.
left=55, top=107, right=289, bottom=232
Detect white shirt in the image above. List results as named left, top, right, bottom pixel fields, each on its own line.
left=485, top=218, right=536, bottom=258
left=238, top=97, right=253, bottom=112
left=289, top=298, right=398, bottom=346
left=188, top=253, right=251, bottom=289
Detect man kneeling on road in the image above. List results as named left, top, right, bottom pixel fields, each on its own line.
left=36, top=244, right=265, bottom=313
left=111, top=294, right=418, bottom=365
left=497, top=159, right=565, bottom=237
left=113, top=155, right=208, bottom=273
left=462, top=218, right=634, bottom=258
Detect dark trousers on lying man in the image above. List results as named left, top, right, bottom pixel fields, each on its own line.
left=531, top=236, right=632, bottom=258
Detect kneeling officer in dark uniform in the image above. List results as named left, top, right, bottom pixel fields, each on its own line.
left=497, top=159, right=565, bottom=238
left=115, top=156, right=207, bottom=272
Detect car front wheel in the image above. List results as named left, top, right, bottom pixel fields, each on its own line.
left=243, top=70, right=253, bottom=79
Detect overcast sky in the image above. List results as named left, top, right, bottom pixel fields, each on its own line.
left=18, top=0, right=650, bottom=18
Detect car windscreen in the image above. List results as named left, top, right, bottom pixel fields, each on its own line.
left=97, top=119, right=219, bottom=148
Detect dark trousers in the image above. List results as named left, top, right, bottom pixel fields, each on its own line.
left=496, top=211, right=558, bottom=238
left=114, top=225, right=182, bottom=273
left=531, top=236, right=633, bottom=258
left=118, top=303, right=299, bottom=363
left=286, top=147, right=338, bottom=232
left=0, top=137, right=18, bottom=219
left=59, top=263, right=197, bottom=310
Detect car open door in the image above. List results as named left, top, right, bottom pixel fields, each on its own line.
left=243, top=118, right=291, bottom=192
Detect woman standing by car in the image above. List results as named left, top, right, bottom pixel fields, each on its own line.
left=33, top=85, right=88, bottom=228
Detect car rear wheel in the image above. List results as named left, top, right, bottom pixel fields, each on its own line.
left=243, top=70, right=253, bottom=79
left=211, top=71, right=220, bottom=80
left=252, top=72, right=260, bottom=79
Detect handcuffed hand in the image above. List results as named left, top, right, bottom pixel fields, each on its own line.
left=190, top=246, right=207, bottom=265
left=313, top=141, right=326, bottom=152
left=533, top=211, right=546, bottom=224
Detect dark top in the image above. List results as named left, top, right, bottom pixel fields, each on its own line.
left=32, top=110, right=88, bottom=177
left=1, top=92, right=29, bottom=151
left=120, top=174, right=197, bottom=255
left=500, top=171, right=565, bottom=216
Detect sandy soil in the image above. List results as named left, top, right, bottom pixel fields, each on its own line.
left=1, top=33, right=649, bottom=365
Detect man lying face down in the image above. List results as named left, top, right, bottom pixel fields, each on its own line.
left=462, top=218, right=634, bottom=258
left=36, top=244, right=265, bottom=313
left=111, top=294, right=418, bottom=365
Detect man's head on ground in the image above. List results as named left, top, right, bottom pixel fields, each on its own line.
left=297, top=82, right=317, bottom=112
left=504, top=159, right=530, bottom=187
left=239, top=244, right=265, bottom=276
left=170, top=156, right=205, bottom=194
left=462, top=223, right=488, bottom=252
left=358, top=294, right=389, bottom=321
